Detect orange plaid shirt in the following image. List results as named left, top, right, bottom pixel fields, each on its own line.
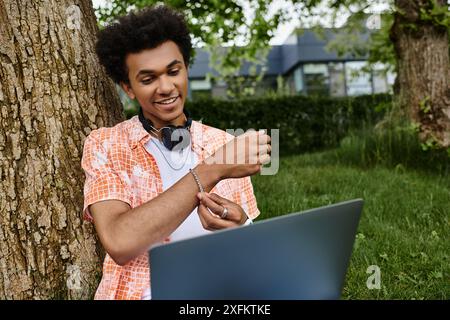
left=81, top=115, right=260, bottom=300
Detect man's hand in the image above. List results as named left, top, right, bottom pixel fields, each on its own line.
left=196, top=192, right=248, bottom=231
left=204, top=130, right=271, bottom=179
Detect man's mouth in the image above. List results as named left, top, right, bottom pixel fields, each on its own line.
left=154, top=95, right=179, bottom=105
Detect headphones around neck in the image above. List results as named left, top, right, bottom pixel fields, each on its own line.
left=138, top=108, right=192, bottom=151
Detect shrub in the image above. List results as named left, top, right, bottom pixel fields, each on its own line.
left=123, top=93, right=391, bottom=155
left=185, top=94, right=391, bottom=155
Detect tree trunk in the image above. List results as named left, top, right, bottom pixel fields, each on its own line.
left=390, top=0, right=450, bottom=148
left=0, top=0, right=124, bottom=299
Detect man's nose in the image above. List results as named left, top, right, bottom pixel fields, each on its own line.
left=156, top=75, right=175, bottom=94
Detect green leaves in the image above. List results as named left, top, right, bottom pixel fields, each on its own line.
left=419, top=96, right=432, bottom=114
left=419, top=0, right=450, bottom=29
left=95, top=0, right=285, bottom=86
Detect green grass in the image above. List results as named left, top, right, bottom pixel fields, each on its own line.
left=251, top=151, right=450, bottom=299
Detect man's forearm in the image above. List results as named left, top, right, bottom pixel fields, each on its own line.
left=108, top=163, right=222, bottom=265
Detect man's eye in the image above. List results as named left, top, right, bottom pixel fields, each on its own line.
left=141, top=78, right=154, bottom=84
left=168, top=69, right=180, bottom=76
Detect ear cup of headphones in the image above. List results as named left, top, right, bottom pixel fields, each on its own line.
left=138, top=108, right=192, bottom=151
left=161, top=126, right=191, bottom=151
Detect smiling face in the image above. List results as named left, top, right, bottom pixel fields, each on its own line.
left=121, top=41, right=189, bottom=129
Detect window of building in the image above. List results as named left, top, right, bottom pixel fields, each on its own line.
left=303, top=63, right=329, bottom=96
left=329, top=63, right=346, bottom=97
left=373, top=72, right=388, bottom=93
left=372, top=62, right=395, bottom=94
left=293, top=67, right=304, bottom=93
left=345, top=61, right=372, bottom=95
left=373, top=62, right=387, bottom=93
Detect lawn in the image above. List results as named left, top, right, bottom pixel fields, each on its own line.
left=251, top=150, right=450, bottom=299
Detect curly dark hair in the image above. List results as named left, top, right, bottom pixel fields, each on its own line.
left=95, top=5, right=192, bottom=84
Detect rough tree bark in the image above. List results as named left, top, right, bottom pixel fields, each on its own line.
left=0, top=0, right=124, bottom=299
left=390, top=0, right=450, bottom=148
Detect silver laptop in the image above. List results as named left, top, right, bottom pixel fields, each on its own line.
left=149, top=199, right=363, bottom=300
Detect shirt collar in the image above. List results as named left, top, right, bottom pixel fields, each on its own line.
left=128, top=116, right=151, bottom=149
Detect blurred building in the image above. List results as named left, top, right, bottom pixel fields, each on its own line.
left=187, top=29, right=395, bottom=100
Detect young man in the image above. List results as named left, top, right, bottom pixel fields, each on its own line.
left=82, top=5, right=271, bottom=299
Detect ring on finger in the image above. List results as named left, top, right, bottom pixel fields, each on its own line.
left=220, top=207, right=228, bottom=219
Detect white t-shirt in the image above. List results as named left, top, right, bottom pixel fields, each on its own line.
left=141, top=136, right=212, bottom=299
left=146, top=137, right=212, bottom=240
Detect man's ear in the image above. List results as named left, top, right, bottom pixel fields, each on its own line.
left=120, top=81, right=136, bottom=100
